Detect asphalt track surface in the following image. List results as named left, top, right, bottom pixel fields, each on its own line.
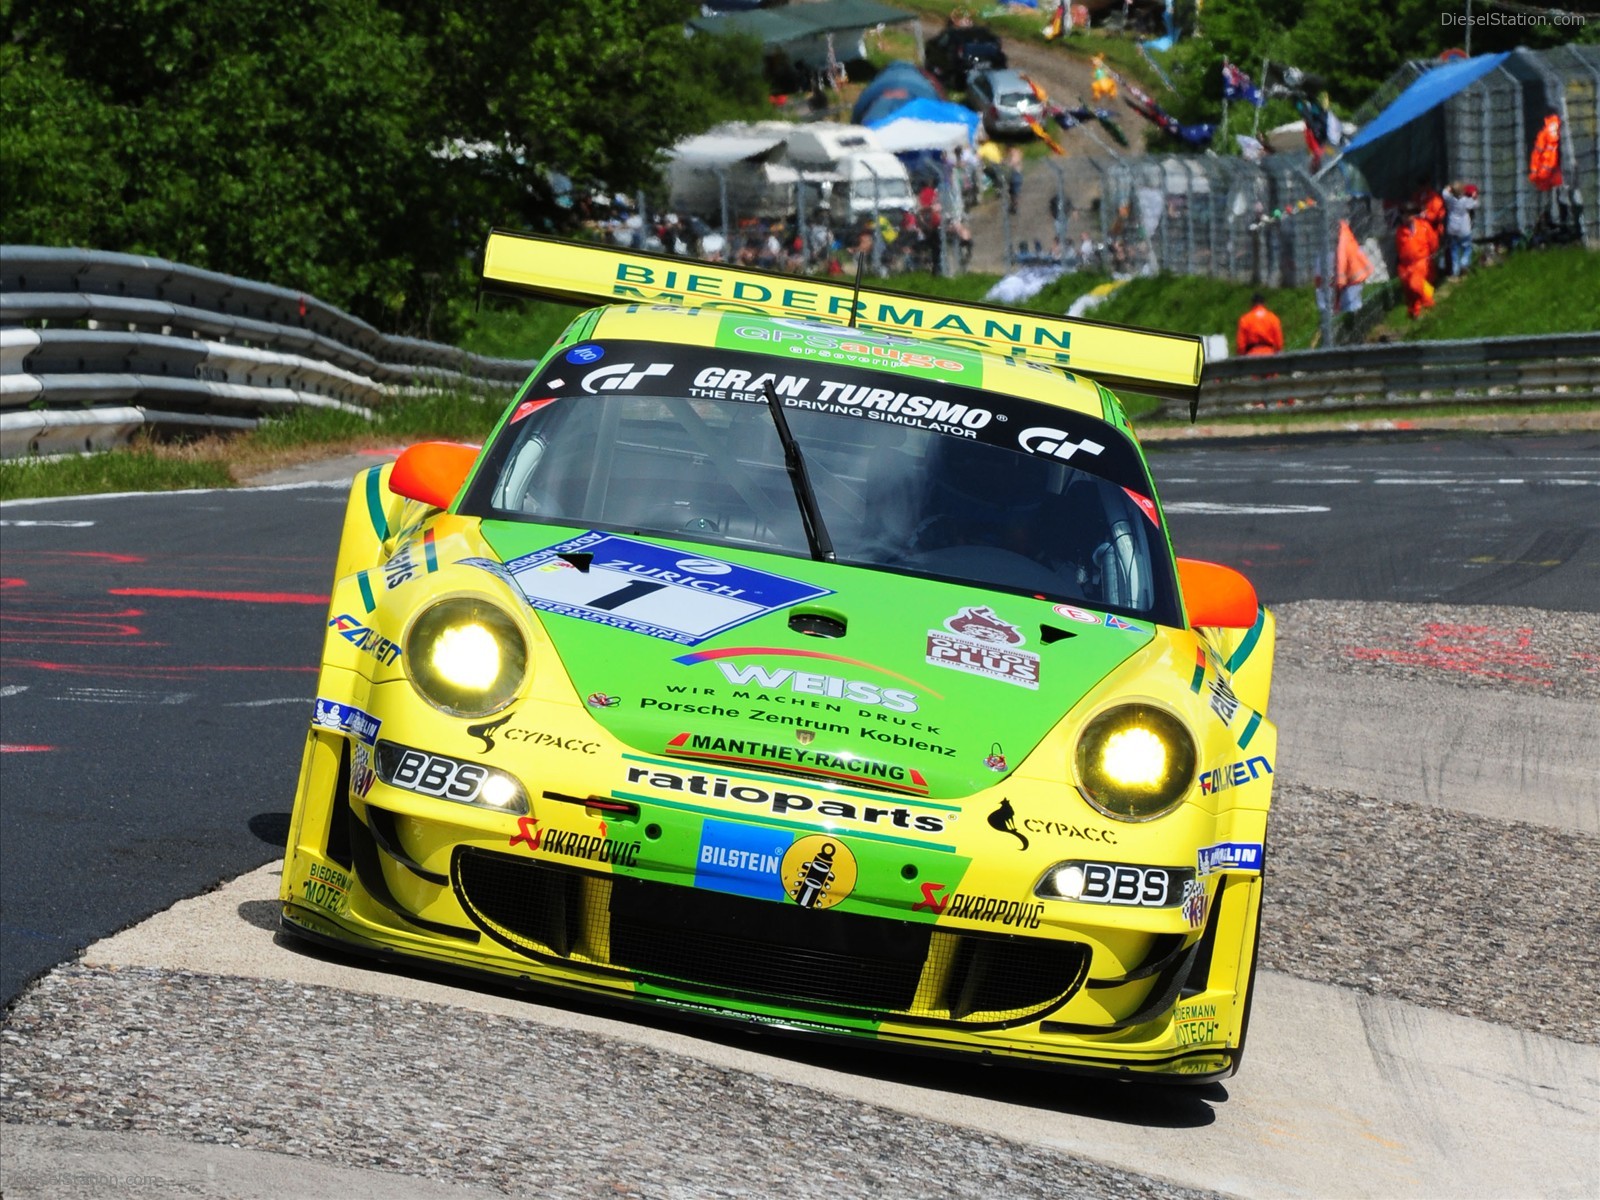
left=2, top=431, right=1597, bottom=1197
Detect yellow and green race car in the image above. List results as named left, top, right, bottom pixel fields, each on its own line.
left=281, top=231, right=1275, bottom=1082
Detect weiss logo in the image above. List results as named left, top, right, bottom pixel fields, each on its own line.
left=675, top=558, right=732, bottom=576
left=582, top=363, right=672, bottom=393
left=1018, top=427, right=1106, bottom=461
left=714, top=662, right=919, bottom=713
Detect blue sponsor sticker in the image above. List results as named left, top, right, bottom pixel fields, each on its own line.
left=565, top=343, right=604, bottom=364
left=1197, top=841, right=1264, bottom=876
left=311, top=697, right=381, bottom=744
left=695, top=820, right=790, bottom=901
left=500, top=531, right=833, bottom=646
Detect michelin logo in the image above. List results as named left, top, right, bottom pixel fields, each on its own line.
left=1197, top=841, right=1264, bottom=876
left=312, top=698, right=381, bottom=744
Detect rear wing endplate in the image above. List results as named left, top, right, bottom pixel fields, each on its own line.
left=481, top=229, right=1202, bottom=403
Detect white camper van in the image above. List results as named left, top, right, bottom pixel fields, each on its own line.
left=785, top=125, right=917, bottom=221
left=666, top=122, right=916, bottom=226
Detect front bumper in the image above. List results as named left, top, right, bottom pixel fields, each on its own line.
left=281, top=728, right=1263, bottom=1083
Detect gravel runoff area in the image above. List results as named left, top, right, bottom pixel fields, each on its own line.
left=1, top=599, right=1595, bottom=1195
left=0, top=966, right=1226, bottom=1200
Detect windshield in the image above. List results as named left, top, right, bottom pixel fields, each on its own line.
left=466, top=346, right=1177, bottom=623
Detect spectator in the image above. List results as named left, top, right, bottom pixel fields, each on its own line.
left=759, top=223, right=783, bottom=269
left=1395, top=205, right=1438, bottom=319
left=1442, top=182, right=1478, bottom=276
left=978, top=138, right=1004, bottom=196
left=1006, top=147, right=1024, bottom=216
left=1235, top=293, right=1284, bottom=357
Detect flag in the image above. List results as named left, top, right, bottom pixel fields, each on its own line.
left=1222, top=62, right=1262, bottom=107
left=1024, top=114, right=1065, bottom=155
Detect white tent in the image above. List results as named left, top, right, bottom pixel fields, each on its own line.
left=869, top=117, right=972, bottom=155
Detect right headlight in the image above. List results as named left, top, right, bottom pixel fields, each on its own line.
left=404, top=597, right=527, bottom=718
left=1074, top=703, right=1197, bottom=822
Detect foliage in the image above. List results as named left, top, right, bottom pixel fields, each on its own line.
left=1, top=0, right=767, bottom=338
left=1397, top=244, right=1600, bottom=341
left=0, top=446, right=233, bottom=501
left=1161, top=0, right=1597, bottom=133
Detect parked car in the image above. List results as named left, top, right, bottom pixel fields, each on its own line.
left=924, top=23, right=1006, bottom=88
left=279, top=230, right=1274, bottom=1084
left=965, top=67, right=1046, bottom=137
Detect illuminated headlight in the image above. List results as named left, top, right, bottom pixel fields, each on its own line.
left=375, top=741, right=528, bottom=815
left=1074, top=703, right=1196, bottom=821
left=404, top=598, right=527, bottom=717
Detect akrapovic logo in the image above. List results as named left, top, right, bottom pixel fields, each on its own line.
left=581, top=362, right=672, bottom=393
left=1017, top=427, right=1106, bottom=461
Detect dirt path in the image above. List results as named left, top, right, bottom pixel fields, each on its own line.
left=922, top=21, right=1139, bottom=274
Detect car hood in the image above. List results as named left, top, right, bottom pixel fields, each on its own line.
left=480, top=521, right=1154, bottom=800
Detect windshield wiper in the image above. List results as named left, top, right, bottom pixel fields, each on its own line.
left=763, top=381, right=835, bottom=563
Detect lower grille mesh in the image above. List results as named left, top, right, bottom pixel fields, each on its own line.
left=453, top=848, right=1089, bottom=1026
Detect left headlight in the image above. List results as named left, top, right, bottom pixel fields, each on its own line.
left=404, top=597, right=527, bottom=717
left=1074, top=703, right=1196, bottom=822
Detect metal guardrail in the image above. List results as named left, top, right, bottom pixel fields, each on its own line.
left=1189, top=331, right=1600, bottom=416
left=0, top=246, right=537, bottom=459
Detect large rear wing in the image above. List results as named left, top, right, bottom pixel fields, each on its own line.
left=481, top=229, right=1202, bottom=403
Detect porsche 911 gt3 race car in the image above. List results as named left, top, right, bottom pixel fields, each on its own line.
left=280, top=231, right=1276, bottom=1082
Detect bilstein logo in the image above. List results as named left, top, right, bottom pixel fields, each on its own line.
left=781, top=835, right=857, bottom=909
left=1017, top=427, right=1106, bottom=462
left=581, top=362, right=672, bottom=393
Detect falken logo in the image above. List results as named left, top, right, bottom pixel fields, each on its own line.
left=1017, top=427, right=1106, bottom=462
left=581, top=362, right=672, bottom=393
left=327, top=614, right=401, bottom=665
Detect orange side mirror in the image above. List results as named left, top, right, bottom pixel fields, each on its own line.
left=1176, top=558, right=1259, bottom=629
left=388, top=442, right=479, bottom=510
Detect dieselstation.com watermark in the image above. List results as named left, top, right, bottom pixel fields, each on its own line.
left=1442, top=6, right=1588, bottom=28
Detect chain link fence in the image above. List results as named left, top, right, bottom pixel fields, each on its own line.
left=570, top=46, right=1594, bottom=314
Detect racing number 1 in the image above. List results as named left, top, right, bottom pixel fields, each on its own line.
left=587, top=580, right=666, bottom=611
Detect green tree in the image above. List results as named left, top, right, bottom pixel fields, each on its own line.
left=1, top=0, right=765, bottom=335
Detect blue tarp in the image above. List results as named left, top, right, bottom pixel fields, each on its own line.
left=864, top=97, right=980, bottom=140
left=1344, top=52, right=1509, bottom=156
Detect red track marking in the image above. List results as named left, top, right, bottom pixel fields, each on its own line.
left=1, top=744, right=56, bottom=753
left=57, top=550, right=146, bottom=565
left=0, top=578, right=25, bottom=590
left=1346, top=622, right=1559, bottom=686
left=1, top=659, right=316, bottom=677
left=109, top=588, right=330, bottom=604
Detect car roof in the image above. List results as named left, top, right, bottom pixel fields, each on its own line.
left=480, top=230, right=1203, bottom=404
left=976, top=67, right=1031, bottom=91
